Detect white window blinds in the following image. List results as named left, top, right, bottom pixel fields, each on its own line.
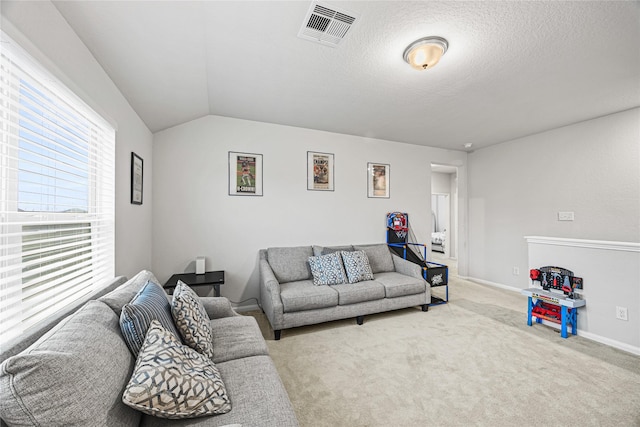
left=0, top=30, right=115, bottom=346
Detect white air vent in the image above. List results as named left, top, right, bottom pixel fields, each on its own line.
left=298, top=2, right=359, bottom=47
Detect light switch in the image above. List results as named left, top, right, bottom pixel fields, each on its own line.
left=558, top=212, right=574, bottom=221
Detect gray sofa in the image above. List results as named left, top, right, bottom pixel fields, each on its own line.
left=259, top=243, right=430, bottom=340
left=0, top=270, right=298, bottom=427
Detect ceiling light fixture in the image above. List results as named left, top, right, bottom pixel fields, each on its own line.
left=403, top=36, right=448, bottom=71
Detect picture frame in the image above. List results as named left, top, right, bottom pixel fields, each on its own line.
left=131, top=152, right=143, bottom=205
left=367, top=162, right=390, bottom=198
left=307, top=151, right=334, bottom=191
left=228, top=151, right=263, bottom=196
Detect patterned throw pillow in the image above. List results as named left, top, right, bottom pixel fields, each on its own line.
left=120, top=280, right=183, bottom=356
left=171, top=281, right=214, bottom=359
left=308, top=252, right=347, bottom=285
left=341, top=250, right=374, bottom=284
left=122, top=320, right=232, bottom=419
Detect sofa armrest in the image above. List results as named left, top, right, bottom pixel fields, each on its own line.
left=259, top=255, right=286, bottom=331
left=392, top=254, right=426, bottom=282
left=200, top=297, right=239, bottom=319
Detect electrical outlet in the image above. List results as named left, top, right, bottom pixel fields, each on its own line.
left=512, top=267, right=520, bottom=275
left=616, top=306, right=628, bottom=321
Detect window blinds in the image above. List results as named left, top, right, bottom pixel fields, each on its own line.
left=0, top=31, right=115, bottom=346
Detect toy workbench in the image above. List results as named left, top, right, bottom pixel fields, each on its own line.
left=522, top=266, right=586, bottom=339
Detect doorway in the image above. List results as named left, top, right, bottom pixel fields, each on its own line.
left=431, top=193, right=449, bottom=258
left=430, top=164, right=458, bottom=265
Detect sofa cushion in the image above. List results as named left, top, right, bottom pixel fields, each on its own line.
left=280, top=280, right=339, bottom=312
left=341, top=250, right=374, bottom=283
left=210, top=315, right=269, bottom=364
left=329, top=281, right=386, bottom=305
left=171, top=281, right=214, bottom=359
left=0, top=301, right=140, bottom=427
left=267, top=246, right=313, bottom=283
left=120, top=280, right=183, bottom=356
left=373, top=271, right=426, bottom=298
left=146, top=355, right=298, bottom=427
left=308, top=252, right=347, bottom=285
left=122, top=320, right=231, bottom=419
left=100, top=270, right=160, bottom=317
left=354, top=244, right=395, bottom=274
left=312, top=245, right=354, bottom=256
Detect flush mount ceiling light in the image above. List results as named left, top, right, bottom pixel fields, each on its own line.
left=403, top=36, right=448, bottom=71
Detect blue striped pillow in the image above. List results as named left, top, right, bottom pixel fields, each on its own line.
left=120, top=280, right=182, bottom=356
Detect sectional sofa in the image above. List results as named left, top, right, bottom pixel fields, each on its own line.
left=0, top=270, right=298, bottom=427
left=259, top=243, right=431, bottom=339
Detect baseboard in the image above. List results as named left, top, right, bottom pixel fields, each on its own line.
left=233, top=303, right=260, bottom=313
left=465, top=276, right=521, bottom=293
left=466, top=276, right=640, bottom=356
left=578, top=330, right=640, bottom=356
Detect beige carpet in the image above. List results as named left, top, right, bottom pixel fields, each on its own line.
left=247, top=263, right=640, bottom=426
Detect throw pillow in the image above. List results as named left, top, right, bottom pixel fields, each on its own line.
left=171, top=280, right=214, bottom=359
left=308, top=253, right=347, bottom=285
left=120, top=280, right=182, bottom=356
left=122, top=320, right=232, bottom=419
left=341, top=250, right=374, bottom=284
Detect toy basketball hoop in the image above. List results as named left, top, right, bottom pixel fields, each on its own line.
left=387, top=212, right=408, bottom=240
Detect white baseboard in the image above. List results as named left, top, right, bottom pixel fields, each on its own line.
left=465, top=276, right=640, bottom=356
left=464, top=276, right=521, bottom=293
left=578, top=330, right=640, bottom=356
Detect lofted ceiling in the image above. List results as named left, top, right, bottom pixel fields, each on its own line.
left=51, top=1, right=639, bottom=151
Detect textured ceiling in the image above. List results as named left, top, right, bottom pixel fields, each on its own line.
left=51, top=1, right=639, bottom=151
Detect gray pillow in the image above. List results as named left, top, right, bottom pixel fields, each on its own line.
left=122, top=320, right=231, bottom=419
left=321, top=245, right=354, bottom=256
left=120, top=280, right=182, bottom=356
left=99, top=270, right=160, bottom=317
left=353, top=244, right=395, bottom=273
left=0, top=301, right=140, bottom=426
left=171, top=281, right=214, bottom=359
left=267, top=246, right=313, bottom=283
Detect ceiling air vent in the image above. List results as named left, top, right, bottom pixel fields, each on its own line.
left=297, top=2, right=359, bottom=47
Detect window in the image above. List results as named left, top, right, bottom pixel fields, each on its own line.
left=0, top=31, right=115, bottom=346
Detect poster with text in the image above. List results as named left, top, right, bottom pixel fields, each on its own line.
left=307, top=151, right=334, bottom=191
left=228, top=152, right=263, bottom=196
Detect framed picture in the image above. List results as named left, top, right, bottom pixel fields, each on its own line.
left=131, top=152, right=143, bottom=205
left=367, top=162, right=390, bottom=198
left=307, top=151, right=334, bottom=191
left=228, top=151, right=263, bottom=196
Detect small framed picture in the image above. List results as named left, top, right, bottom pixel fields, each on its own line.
left=367, top=162, right=390, bottom=198
left=307, top=151, right=334, bottom=191
left=131, top=152, right=143, bottom=205
left=228, top=151, right=263, bottom=196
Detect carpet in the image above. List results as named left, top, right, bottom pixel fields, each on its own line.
left=248, top=272, right=640, bottom=426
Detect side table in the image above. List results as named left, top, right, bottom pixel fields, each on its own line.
left=163, top=271, right=225, bottom=297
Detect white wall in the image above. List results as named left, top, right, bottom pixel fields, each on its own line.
left=467, top=108, right=640, bottom=289
left=153, top=115, right=467, bottom=308
left=1, top=1, right=154, bottom=279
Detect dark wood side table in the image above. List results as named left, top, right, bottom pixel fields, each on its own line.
left=163, top=271, right=225, bottom=297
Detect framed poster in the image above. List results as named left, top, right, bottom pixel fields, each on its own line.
left=131, top=152, right=143, bottom=205
left=228, top=151, right=263, bottom=196
left=307, top=151, right=334, bottom=191
left=367, top=162, right=390, bottom=198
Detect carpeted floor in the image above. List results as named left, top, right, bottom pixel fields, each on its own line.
left=246, top=260, right=640, bottom=426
